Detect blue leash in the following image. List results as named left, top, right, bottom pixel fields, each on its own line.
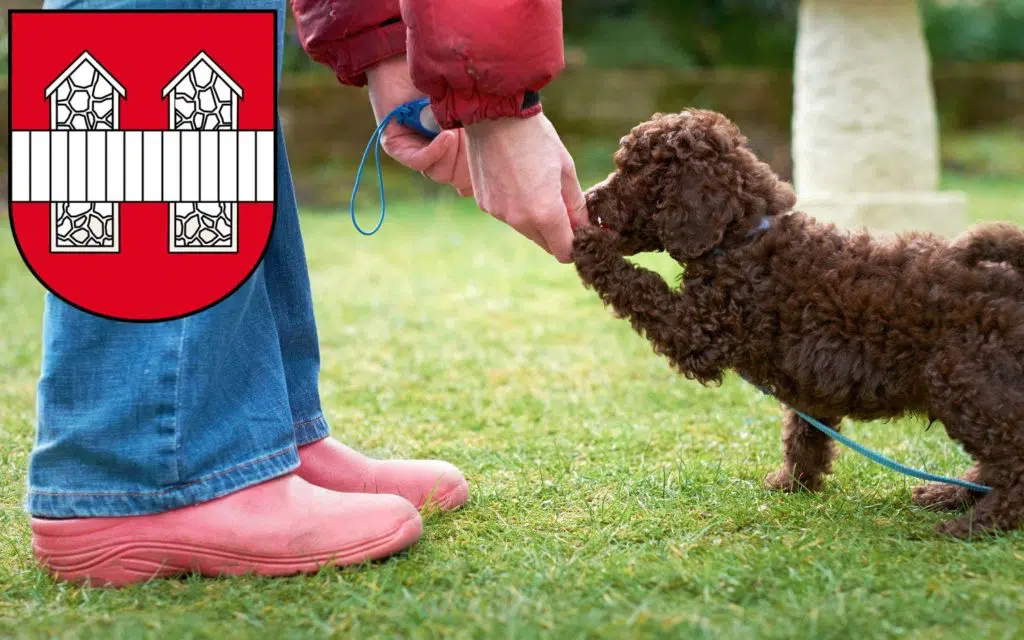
left=747, top=382, right=991, bottom=493
left=350, top=98, right=440, bottom=236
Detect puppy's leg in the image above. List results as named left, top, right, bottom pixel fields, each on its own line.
left=932, top=408, right=1023, bottom=537
left=765, top=409, right=843, bottom=492
left=935, top=459, right=1024, bottom=538
left=573, top=227, right=720, bottom=379
left=573, top=227, right=680, bottom=333
left=925, top=346, right=1024, bottom=537
left=912, top=465, right=985, bottom=511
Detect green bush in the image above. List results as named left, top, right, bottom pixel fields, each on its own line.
left=924, top=0, right=1024, bottom=62
left=563, top=0, right=1024, bottom=69
left=273, top=0, right=1024, bottom=76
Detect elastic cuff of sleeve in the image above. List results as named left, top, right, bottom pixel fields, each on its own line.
left=433, top=90, right=543, bottom=128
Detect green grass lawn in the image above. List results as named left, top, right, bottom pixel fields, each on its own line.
left=2, top=175, right=1024, bottom=639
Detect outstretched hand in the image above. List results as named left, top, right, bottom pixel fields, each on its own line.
left=464, top=114, right=589, bottom=263
left=365, top=56, right=589, bottom=262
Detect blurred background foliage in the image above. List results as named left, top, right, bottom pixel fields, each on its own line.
left=277, top=0, right=1024, bottom=74
left=3, top=0, right=1024, bottom=72
left=274, top=0, right=1024, bottom=205
left=2, top=0, right=1022, bottom=205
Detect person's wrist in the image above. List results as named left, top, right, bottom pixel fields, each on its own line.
left=366, top=54, right=423, bottom=126
left=464, top=117, right=511, bottom=137
left=365, top=54, right=407, bottom=86
left=465, top=112, right=543, bottom=142
left=461, top=91, right=543, bottom=132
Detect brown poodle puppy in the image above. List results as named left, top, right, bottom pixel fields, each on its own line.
left=573, top=109, right=1024, bottom=538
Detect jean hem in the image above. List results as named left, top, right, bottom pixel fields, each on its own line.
left=25, top=444, right=299, bottom=518
left=293, top=414, right=330, bottom=447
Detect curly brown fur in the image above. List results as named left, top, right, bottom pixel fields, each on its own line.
left=573, top=109, right=1024, bottom=539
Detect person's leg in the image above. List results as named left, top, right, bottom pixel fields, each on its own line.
left=260, top=124, right=329, bottom=447
left=261, top=22, right=469, bottom=511
left=28, top=0, right=301, bottom=517
left=29, top=0, right=421, bottom=587
left=267, top=125, right=469, bottom=510
left=28, top=274, right=298, bottom=516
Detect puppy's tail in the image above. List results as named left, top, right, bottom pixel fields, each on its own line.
left=949, top=222, right=1024, bottom=272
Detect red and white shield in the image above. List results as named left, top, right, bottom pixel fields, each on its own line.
left=8, top=10, right=277, bottom=321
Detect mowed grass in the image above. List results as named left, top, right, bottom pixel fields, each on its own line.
left=1, top=175, right=1024, bottom=639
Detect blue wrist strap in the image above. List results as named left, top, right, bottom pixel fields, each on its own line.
left=350, top=98, right=440, bottom=236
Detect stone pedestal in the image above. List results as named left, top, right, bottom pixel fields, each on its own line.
left=792, top=0, right=967, bottom=237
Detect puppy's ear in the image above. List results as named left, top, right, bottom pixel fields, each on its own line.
left=657, top=182, right=739, bottom=260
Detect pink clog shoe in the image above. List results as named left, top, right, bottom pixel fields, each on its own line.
left=297, top=438, right=469, bottom=511
left=32, top=474, right=422, bottom=588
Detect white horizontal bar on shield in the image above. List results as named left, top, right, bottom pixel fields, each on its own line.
left=9, top=130, right=275, bottom=203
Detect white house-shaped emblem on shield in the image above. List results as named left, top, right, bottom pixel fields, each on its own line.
left=45, top=51, right=126, bottom=252
left=162, top=51, right=242, bottom=130
left=12, top=49, right=273, bottom=255
left=163, top=51, right=244, bottom=252
left=46, top=51, right=127, bottom=130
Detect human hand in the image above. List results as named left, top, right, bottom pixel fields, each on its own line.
left=464, top=113, right=589, bottom=263
left=366, top=56, right=472, bottom=196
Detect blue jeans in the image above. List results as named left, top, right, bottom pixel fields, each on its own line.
left=28, top=0, right=330, bottom=517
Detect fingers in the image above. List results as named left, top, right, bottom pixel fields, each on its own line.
left=460, top=112, right=583, bottom=261
left=475, top=192, right=553, bottom=256
left=561, top=163, right=589, bottom=231
left=421, top=132, right=473, bottom=196
left=382, top=127, right=473, bottom=197
left=481, top=203, right=553, bottom=256
left=472, top=163, right=580, bottom=262
left=511, top=219, right=553, bottom=255
left=533, top=206, right=575, bottom=263
left=528, top=163, right=587, bottom=263
left=450, top=131, right=473, bottom=195
left=491, top=201, right=570, bottom=263
left=381, top=127, right=455, bottom=172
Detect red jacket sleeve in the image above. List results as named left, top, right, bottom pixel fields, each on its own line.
left=402, top=0, right=564, bottom=128
left=291, top=0, right=407, bottom=87
left=291, top=0, right=565, bottom=128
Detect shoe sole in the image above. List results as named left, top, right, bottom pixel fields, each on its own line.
left=33, top=515, right=423, bottom=588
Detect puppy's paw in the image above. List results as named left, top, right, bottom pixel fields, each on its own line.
left=572, top=225, right=618, bottom=252
left=934, top=515, right=991, bottom=539
left=912, top=482, right=979, bottom=512
left=764, top=468, right=823, bottom=493
left=571, top=226, right=628, bottom=288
